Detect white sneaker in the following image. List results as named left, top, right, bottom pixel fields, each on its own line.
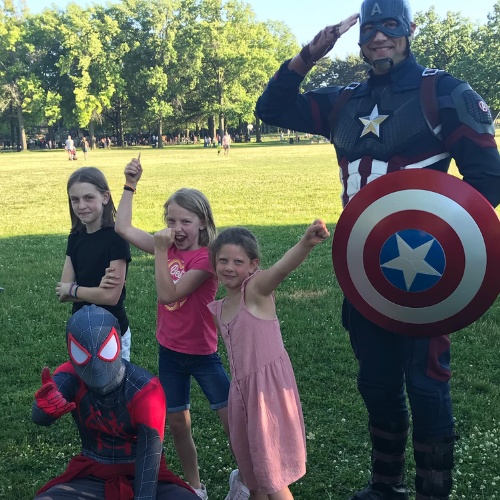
left=193, top=483, right=208, bottom=499
left=224, top=469, right=250, bottom=500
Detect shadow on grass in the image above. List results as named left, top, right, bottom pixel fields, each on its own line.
left=1, top=227, right=500, bottom=499
left=0, top=224, right=344, bottom=377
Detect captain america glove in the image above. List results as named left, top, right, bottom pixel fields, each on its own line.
left=289, top=14, right=359, bottom=75
left=35, top=367, right=76, bottom=418
left=299, top=24, right=343, bottom=65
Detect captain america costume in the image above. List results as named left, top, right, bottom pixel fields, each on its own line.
left=256, top=9, right=500, bottom=498
left=32, top=305, right=197, bottom=500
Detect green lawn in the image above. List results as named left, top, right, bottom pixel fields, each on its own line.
left=1, top=141, right=499, bottom=499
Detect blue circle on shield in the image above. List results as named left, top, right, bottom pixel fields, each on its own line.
left=379, top=229, right=445, bottom=292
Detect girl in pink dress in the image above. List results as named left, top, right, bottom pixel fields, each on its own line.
left=208, top=221, right=330, bottom=500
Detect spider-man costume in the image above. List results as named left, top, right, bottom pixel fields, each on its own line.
left=32, top=304, right=198, bottom=500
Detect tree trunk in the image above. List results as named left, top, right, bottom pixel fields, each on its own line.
left=89, top=121, right=96, bottom=149
left=158, top=119, right=163, bottom=148
left=48, top=125, right=55, bottom=146
left=10, top=104, right=16, bottom=148
left=218, top=112, right=225, bottom=137
left=17, top=105, right=27, bottom=151
left=116, top=100, right=124, bottom=146
left=208, top=115, right=215, bottom=140
left=254, top=110, right=262, bottom=143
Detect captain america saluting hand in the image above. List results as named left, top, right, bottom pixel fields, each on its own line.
left=256, top=0, right=500, bottom=499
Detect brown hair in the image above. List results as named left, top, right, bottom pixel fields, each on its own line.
left=67, top=167, right=116, bottom=233
left=209, top=227, right=260, bottom=271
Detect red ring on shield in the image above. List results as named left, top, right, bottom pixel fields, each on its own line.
left=332, top=169, right=500, bottom=336
left=364, top=211, right=465, bottom=307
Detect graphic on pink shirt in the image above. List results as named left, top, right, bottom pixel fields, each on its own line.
left=165, top=258, right=187, bottom=311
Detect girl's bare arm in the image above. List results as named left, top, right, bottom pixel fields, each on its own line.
left=56, top=259, right=127, bottom=306
left=249, top=220, right=329, bottom=299
left=115, top=155, right=155, bottom=254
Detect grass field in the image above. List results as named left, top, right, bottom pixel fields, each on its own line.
left=1, top=140, right=499, bottom=499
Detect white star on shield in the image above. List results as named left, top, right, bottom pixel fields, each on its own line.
left=381, top=234, right=442, bottom=290
left=359, top=105, right=389, bottom=137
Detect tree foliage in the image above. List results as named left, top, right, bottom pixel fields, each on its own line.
left=1, top=0, right=500, bottom=147
left=459, top=0, right=500, bottom=112
left=412, top=8, right=478, bottom=71
left=412, top=3, right=500, bottom=113
left=303, top=54, right=367, bottom=92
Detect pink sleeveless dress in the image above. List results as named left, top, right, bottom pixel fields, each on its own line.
left=208, top=273, right=306, bottom=493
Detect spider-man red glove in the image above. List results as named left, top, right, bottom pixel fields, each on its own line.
left=35, top=367, right=76, bottom=418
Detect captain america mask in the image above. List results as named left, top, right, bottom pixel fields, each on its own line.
left=359, top=0, right=412, bottom=44
left=360, top=19, right=408, bottom=44
left=66, top=305, right=125, bottom=394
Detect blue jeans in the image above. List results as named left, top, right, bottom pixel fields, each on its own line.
left=158, top=346, right=230, bottom=413
left=342, top=299, right=454, bottom=439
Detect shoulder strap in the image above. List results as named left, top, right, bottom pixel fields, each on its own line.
left=421, top=68, right=445, bottom=139
left=328, top=81, right=361, bottom=125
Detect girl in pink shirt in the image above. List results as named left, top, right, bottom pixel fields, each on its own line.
left=106, top=155, right=231, bottom=500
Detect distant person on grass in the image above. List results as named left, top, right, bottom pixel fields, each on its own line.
left=222, top=132, right=231, bottom=155
left=256, top=0, right=500, bottom=499
left=55, top=167, right=132, bottom=361
left=32, top=304, right=198, bottom=500
left=81, top=136, right=89, bottom=161
left=208, top=221, right=330, bottom=500
left=101, top=155, right=246, bottom=500
left=64, top=135, right=74, bottom=161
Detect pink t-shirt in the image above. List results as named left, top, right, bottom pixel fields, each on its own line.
left=156, top=245, right=218, bottom=355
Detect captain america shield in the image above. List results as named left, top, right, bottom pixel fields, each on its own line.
left=332, top=169, right=500, bottom=336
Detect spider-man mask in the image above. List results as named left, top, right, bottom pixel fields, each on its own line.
left=66, top=305, right=125, bottom=394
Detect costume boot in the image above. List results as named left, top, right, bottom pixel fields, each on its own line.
left=413, top=435, right=456, bottom=500
left=350, top=419, right=409, bottom=500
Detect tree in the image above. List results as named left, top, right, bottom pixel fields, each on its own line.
left=54, top=3, right=127, bottom=144
left=303, top=54, right=366, bottom=91
left=115, top=0, right=182, bottom=148
left=159, top=0, right=205, bottom=136
left=194, top=0, right=298, bottom=140
left=412, top=4, right=500, bottom=114
left=412, top=7, right=478, bottom=72
left=456, top=0, right=500, bottom=113
left=0, top=1, right=29, bottom=150
left=244, top=19, right=298, bottom=142
left=21, top=9, right=65, bottom=141
left=85, top=4, right=132, bottom=145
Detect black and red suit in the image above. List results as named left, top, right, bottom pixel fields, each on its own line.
left=256, top=19, right=500, bottom=500
left=32, top=304, right=198, bottom=500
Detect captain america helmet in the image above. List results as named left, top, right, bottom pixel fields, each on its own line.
left=359, top=0, right=413, bottom=45
left=66, top=305, right=125, bottom=394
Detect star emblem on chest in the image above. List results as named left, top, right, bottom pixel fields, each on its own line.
left=359, top=104, right=389, bottom=137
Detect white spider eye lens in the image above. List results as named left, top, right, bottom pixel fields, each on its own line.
left=98, top=327, right=120, bottom=361
left=68, top=334, right=91, bottom=365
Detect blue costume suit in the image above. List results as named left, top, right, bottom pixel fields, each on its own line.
left=256, top=53, right=500, bottom=499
